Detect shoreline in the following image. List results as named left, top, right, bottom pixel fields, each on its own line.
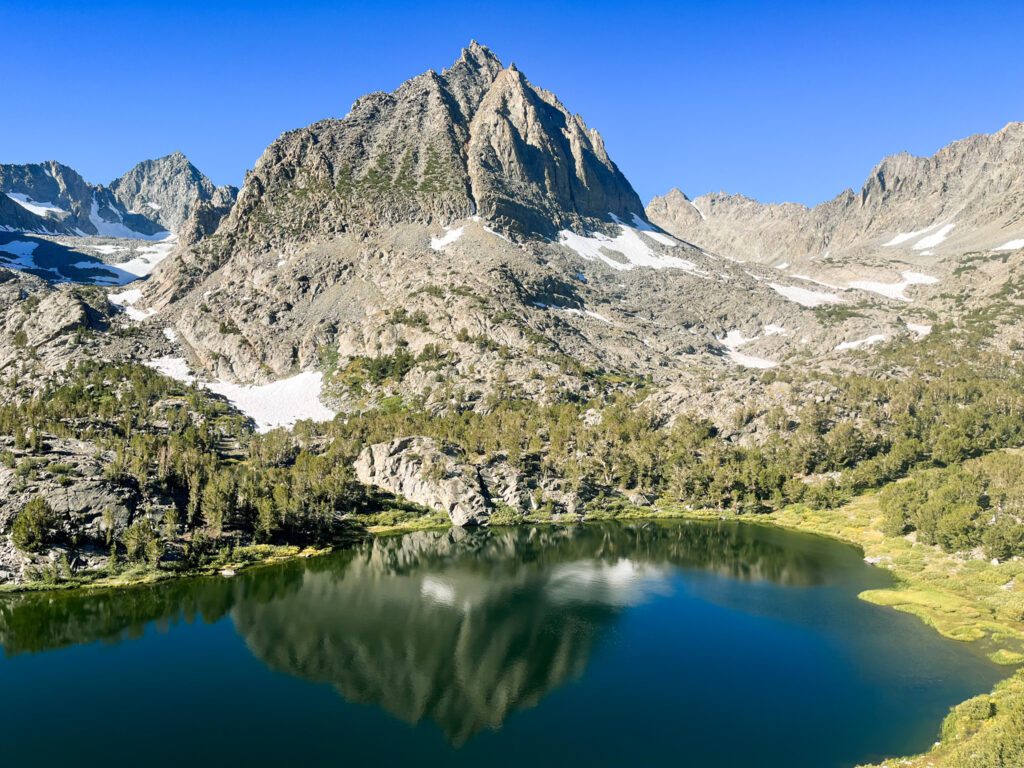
left=3, top=497, right=1022, bottom=767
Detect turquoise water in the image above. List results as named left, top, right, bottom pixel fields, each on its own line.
left=0, top=521, right=1006, bottom=767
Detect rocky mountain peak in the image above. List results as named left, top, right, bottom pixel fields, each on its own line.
left=180, top=40, right=645, bottom=280
left=110, top=152, right=237, bottom=233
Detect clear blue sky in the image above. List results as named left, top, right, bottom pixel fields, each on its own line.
left=3, top=0, right=1022, bottom=206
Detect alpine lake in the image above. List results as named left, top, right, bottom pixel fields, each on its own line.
left=0, top=520, right=1007, bottom=767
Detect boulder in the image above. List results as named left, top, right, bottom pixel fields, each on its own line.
left=355, top=437, right=490, bottom=526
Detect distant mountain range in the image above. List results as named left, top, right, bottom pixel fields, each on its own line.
left=647, top=122, right=1024, bottom=278
left=0, top=152, right=236, bottom=239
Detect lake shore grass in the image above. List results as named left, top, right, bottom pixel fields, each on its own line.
left=676, top=494, right=1024, bottom=768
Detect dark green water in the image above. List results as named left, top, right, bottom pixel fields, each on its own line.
left=0, top=521, right=1007, bottom=767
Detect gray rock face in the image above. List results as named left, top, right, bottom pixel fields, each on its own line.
left=354, top=437, right=490, bottom=525
left=0, top=437, right=138, bottom=584
left=110, top=151, right=237, bottom=234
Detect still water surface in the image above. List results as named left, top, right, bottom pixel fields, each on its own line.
left=0, top=521, right=1006, bottom=767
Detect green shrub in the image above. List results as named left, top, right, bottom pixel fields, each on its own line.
left=11, top=497, right=59, bottom=552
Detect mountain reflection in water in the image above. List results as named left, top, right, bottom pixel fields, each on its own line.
left=0, top=521, right=863, bottom=743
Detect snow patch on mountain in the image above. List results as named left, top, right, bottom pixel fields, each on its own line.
left=849, top=271, right=939, bottom=301
left=718, top=328, right=778, bottom=369
left=913, top=223, right=955, bottom=250
left=6, top=193, right=67, bottom=217
left=0, top=239, right=39, bottom=270
left=559, top=216, right=702, bottom=273
left=89, top=198, right=170, bottom=240
left=768, top=283, right=844, bottom=307
left=430, top=226, right=465, bottom=250
left=144, top=356, right=336, bottom=432
left=836, top=334, right=887, bottom=351
left=883, top=223, right=942, bottom=247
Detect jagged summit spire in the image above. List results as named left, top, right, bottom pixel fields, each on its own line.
left=458, top=40, right=502, bottom=68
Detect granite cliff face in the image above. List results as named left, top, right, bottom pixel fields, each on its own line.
left=159, top=43, right=642, bottom=283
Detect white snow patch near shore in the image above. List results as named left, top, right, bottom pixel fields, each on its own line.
left=995, top=239, right=1024, bottom=251
left=430, top=226, right=464, bottom=250
left=836, top=334, right=887, bottom=351
left=144, top=357, right=335, bottom=432
left=6, top=193, right=67, bottom=217
left=768, top=283, right=844, bottom=307
left=849, top=271, right=938, bottom=301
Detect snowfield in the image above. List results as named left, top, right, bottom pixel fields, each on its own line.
left=835, top=334, right=887, bottom=351
left=430, top=226, right=465, bottom=250
left=144, top=356, right=336, bottom=433
left=849, top=271, right=939, bottom=301
left=995, top=239, right=1024, bottom=251
left=113, top=240, right=175, bottom=279
left=0, top=239, right=40, bottom=270
left=559, top=214, right=702, bottom=273
left=768, top=282, right=844, bottom=307
left=913, top=223, right=955, bottom=250
left=88, top=198, right=170, bottom=240
left=6, top=193, right=67, bottom=217
left=882, top=222, right=954, bottom=251
left=718, top=328, right=778, bottom=369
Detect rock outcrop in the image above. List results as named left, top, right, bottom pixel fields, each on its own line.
left=355, top=437, right=490, bottom=525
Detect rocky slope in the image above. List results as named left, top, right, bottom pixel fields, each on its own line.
left=4, top=42, right=1024, bottom=544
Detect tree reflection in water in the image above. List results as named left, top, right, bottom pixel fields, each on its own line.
left=0, top=520, right=866, bottom=743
